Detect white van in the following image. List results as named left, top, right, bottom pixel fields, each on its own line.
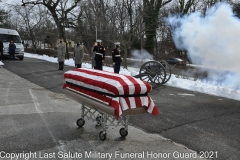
left=0, top=28, right=24, bottom=60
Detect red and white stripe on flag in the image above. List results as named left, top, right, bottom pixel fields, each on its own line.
left=63, top=68, right=159, bottom=118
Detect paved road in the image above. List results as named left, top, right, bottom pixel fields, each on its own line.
left=2, top=58, right=240, bottom=160
left=1, top=66, right=204, bottom=160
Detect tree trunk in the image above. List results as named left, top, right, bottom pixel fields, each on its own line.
left=122, top=43, right=128, bottom=69
left=49, top=10, right=69, bottom=59
left=143, top=0, right=172, bottom=54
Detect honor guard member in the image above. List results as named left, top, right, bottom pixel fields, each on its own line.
left=93, top=39, right=105, bottom=70
left=112, top=42, right=122, bottom=74
left=74, top=41, right=84, bottom=68
left=57, top=38, right=66, bottom=70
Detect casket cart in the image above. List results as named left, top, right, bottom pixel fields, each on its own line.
left=63, top=67, right=160, bottom=141
left=63, top=88, right=152, bottom=141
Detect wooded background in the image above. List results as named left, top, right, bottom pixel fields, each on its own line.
left=0, top=0, right=240, bottom=66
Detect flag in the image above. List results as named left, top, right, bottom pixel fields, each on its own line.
left=63, top=68, right=159, bottom=118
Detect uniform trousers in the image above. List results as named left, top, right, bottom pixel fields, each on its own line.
left=75, top=64, right=81, bottom=68
left=95, top=60, right=103, bottom=70
left=0, top=51, right=4, bottom=61
left=58, top=62, right=64, bottom=70
left=114, top=62, right=121, bottom=73
left=10, top=52, right=15, bottom=60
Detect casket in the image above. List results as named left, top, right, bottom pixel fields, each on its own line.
left=63, top=68, right=159, bottom=118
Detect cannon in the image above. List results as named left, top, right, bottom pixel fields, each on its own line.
left=133, top=60, right=172, bottom=88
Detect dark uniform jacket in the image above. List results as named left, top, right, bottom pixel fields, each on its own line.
left=93, top=44, right=105, bottom=61
left=0, top=41, right=3, bottom=53
left=9, top=43, right=16, bottom=54
left=112, top=47, right=122, bottom=63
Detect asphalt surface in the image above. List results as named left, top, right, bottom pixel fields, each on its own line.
left=1, top=66, right=206, bottom=160
left=1, top=57, right=240, bottom=160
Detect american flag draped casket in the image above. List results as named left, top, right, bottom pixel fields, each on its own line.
left=63, top=68, right=159, bottom=119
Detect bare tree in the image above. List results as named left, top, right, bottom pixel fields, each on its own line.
left=179, top=0, right=195, bottom=15
left=21, top=0, right=83, bottom=58
left=0, top=9, right=12, bottom=28
left=13, top=4, right=45, bottom=53
left=142, top=0, right=172, bottom=54
left=114, top=0, right=134, bottom=69
left=232, top=1, right=240, bottom=18
left=201, top=0, right=233, bottom=14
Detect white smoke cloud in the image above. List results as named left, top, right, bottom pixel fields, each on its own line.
left=131, top=49, right=153, bottom=60
left=166, top=2, right=240, bottom=89
left=130, top=49, right=154, bottom=67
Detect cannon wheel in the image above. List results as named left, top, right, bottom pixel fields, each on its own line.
left=139, top=61, right=166, bottom=88
left=160, top=60, right=172, bottom=84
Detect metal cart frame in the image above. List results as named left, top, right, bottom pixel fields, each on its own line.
left=64, top=88, right=148, bottom=141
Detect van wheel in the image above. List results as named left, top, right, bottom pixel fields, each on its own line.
left=19, top=57, right=24, bottom=60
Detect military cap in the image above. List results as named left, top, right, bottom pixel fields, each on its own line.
left=114, top=42, right=120, bottom=45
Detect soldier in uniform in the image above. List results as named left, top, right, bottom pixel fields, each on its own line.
left=74, top=41, right=84, bottom=68
left=9, top=40, right=16, bottom=60
left=112, top=42, right=122, bottom=74
left=93, top=39, right=105, bottom=70
left=57, top=38, right=66, bottom=70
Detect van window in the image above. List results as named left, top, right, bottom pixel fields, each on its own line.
left=0, top=34, right=21, bottom=43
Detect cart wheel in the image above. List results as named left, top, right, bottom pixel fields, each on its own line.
left=76, top=118, right=85, bottom=127
left=99, top=131, right=107, bottom=141
left=119, top=128, right=128, bottom=137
